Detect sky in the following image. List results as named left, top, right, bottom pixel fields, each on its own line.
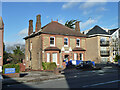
left=0, top=1, right=119, bottom=46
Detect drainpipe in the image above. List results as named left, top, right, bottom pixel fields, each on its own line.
left=28, top=38, right=32, bottom=69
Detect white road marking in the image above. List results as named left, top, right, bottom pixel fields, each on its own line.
left=74, top=76, right=77, bottom=77
left=82, top=80, right=120, bottom=88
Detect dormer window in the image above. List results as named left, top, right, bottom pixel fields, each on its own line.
left=64, top=38, right=68, bottom=47
left=50, top=37, right=55, bottom=46
left=76, top=39, right=80, bottom=47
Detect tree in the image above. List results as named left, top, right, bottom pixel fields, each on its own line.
left=11, top=45, right=25, bottom=64
left=4, top=44, right=25, bottom=64
left=3, top=43, right=9, bottom=65
left=65, top=20, right=77, bottom=29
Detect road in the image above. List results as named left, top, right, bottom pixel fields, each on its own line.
left=2, top=65, right=120, bottom=89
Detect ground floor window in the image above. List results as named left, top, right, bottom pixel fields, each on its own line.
left=74, top=53, right=77, bottom=60
left=52, top=53, right=57, bottom=64
left=80, top=53, right=83, bottom=60
left=101, top=57, right=108, bottom=63
left=47, top=53, right=50, bottom=62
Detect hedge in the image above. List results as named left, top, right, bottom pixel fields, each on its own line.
left=42, top=62, right=57, bottom=70
left=2, top=64, right=20, bottom=74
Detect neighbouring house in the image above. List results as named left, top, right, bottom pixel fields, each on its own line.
left=0, top=17, right=4, bottom=72
left=84, top=25, right=111, bottom=63
left=24, top=14, right=87, bottom=70
left=108, top=28, right=120, bottom=60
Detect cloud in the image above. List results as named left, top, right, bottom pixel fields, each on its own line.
left=62, top=2, right=79, bottom=9
left=83, top=10, right=92, bottom=15
left=18, top=28, right=28, bottom=37
left=46, top=16, right=49, bottom=19
left=5, top=40, right=25, bottom=47
left=96, top=7, right=107, bottom=12
left=81, top=18, right=97, bottom=29
left=79, top=0, right=107, bottom=10
left=59, top=19, right=65, bottom=24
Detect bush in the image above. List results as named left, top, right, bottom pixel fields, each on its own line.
left=114, top=55, right=120, bottom=62
left=42, top=62, right=57, bottom=70
left=2, top=64, right=20, bottom=74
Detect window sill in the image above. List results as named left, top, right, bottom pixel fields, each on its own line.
left=76, top=46, right=80, bottom=47
left=64, top=45, right=68, bottom=47
left=50, top=45, right=55, bottom=47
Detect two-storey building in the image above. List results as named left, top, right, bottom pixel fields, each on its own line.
left=24, top=15, right=87, bottom=70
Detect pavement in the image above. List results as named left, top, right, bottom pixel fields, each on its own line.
left=2, top=71, right=65, bottom=85
left=2, top=64, right=120, bottom=88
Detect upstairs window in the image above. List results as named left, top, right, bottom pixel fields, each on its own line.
left=50, top=37, right=55, bottom=46
left=64, top=38, right=68, bottom=47
left=76, top=39, right=80, bottom=47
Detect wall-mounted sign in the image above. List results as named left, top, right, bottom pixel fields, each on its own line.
left=5, top=68, right=15, bottom=74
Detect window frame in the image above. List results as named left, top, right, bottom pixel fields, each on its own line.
left=50, top=36, right=55, bottom=46
left=76, top=38, right=80, bottom=47
left=64, top=38, right=68, bottom=47
left=47, top=53, right=50, bottom=62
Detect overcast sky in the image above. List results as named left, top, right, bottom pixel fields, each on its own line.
left=1, top=1, right=119, bottom=46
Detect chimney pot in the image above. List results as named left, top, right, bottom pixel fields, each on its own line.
left=35, top=14, right=41, bottom=32
left=75, top=21, right=80, bottom=32
left=28, top=20, right=33, bottom=35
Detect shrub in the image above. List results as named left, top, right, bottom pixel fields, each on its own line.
left=114, top=55, right=120, bottom=62
left=2, top=64, right=20, bottom=74
left=42, top=62, right=57, bottom=70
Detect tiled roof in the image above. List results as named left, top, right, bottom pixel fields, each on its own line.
left=24, top=21, right=87, bottom=39
left=72, top=47, right=86, bottom=51
left=108, top=28, right=119, bottom=35
left=86, top=25, right=109, bottom=35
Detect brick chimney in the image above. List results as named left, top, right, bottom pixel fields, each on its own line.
left=0, top=17, right=4, bottom=30
left=35, top=14, right=41, bottom=32
left=75, top=21, right=80, bottom=32
left=28, top=20, right=33, bottom=35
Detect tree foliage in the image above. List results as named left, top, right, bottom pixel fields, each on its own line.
left=3, top=43, right=25, bottom=64
left=65, top=20, right=77, bottom=29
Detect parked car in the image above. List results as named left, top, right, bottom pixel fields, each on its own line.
left=76, top=61, right=95, bottom=69
left=0, top=74, right=3, bottom=80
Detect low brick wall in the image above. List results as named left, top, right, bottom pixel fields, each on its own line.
left=19, top=63, right=25, bottom=72
left=2, top=73, right=20, bottom=78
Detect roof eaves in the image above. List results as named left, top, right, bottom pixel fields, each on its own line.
left=41, top=32, right=87, bottom=37
left=88, top=34, right=111, bottom=37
